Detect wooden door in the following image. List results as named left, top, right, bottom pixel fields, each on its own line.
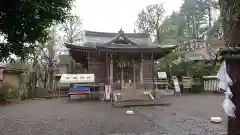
left=122, top=67, right=133, bottom=89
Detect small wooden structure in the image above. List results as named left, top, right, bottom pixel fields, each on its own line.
left=65, top=29, right=175, bottom=101
left=0, top=67, right=23, bottom=90
left=0, top=66, right=24, bottom=100
left=181, top=76, right=193, bottom=92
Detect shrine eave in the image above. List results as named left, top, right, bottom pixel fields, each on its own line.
left=65, top=43, right=176, bottom=52
left=66, top=43, right=175, bottom=61
left=96, top=47, right=168, bottom=52
left=65, top=43, right=96, bottom=50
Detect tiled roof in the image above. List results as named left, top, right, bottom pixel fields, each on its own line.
left=83, top=30, right=152, bottom=46
left=85, top=30, right=149, bottom=38
left=64, top=30, right=176, bottom=53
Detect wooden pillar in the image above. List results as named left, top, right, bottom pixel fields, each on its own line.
left=110, top=53, right=113, bottom=86
left=133, top=59, right=136, bottom=89
left=87, top=51, right=90, bottom=72
left=140, top=54, right=143, bottom=84
left=121, top=64, right=124, bottom=89
left=105, top=52, right=109, bottom=85
left=151, top=52, right=156, bottom=98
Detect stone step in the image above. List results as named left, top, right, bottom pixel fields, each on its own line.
left=116, top=90, right=153, bottom=101
left=112, top=100, right=172, bottom=108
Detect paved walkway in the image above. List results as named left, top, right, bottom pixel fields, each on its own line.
left=133, top=94, right=227, bottom=135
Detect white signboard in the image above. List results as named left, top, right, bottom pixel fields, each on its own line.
left=105, top=85, right=111, bottom=100
left=60, top=74, right=95, bottom=83
left=157, top=72, right=167, bottom=79
left=172, top=76, right=180, bottom=93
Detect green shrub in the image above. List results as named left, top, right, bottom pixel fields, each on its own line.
left=6, top=88, right=18, bottom=99
left=0, top=94, right=6, bottom=101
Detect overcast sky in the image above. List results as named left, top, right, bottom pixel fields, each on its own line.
left=72, top=0, right=183, bottom=33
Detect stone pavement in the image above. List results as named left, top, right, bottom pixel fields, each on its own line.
left=133, top=94, right=228, bottom=135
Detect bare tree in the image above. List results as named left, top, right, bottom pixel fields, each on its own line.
left=57, top=15, right=84, bottom=71
left=59, top=15, right=83, bottom=44
left=135, top=4, right=165, bottom=42
left=47, top=25, right=57, bottom=96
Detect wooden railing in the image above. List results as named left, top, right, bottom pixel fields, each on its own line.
left=142, top=78, right=169, bottom=90
left=203, top=76, right=220, bottom=92
left=111, top=78, right=170, bottom=90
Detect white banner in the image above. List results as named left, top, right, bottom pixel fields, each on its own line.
left=217, top=60, right=235, bottom=118
left=60, top=74, right=95, bottom=83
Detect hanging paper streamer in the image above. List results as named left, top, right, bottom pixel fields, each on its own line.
left=217, top=60, right=235, bottom=118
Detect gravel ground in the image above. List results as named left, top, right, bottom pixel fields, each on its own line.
left=0, top=94, right=228, bottom=135
left=133, top=94, right=227, bottom=135
left=0, top=98, right=167, bottom=135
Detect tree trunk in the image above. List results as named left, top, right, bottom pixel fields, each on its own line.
left=186, top=15, right=191, bottom=37
left=208, top=7, right=212, bottom=28
left=49, top=68, right=54, bottom=96
left=226, top=61, right=240, bottom=134
left=192, top=12, right=198, bottom=39
left=29, top=59, right=38, bottom=98
left=220, top=0, right=240, bottom=134
left=44, top=67, right=48, bottom=89
left=48, top=25, right=56, bottom=97
left=32, top=71, right=37, bottom=97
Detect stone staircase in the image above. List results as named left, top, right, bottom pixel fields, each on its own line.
left=113, top=89, right=154, bottom=102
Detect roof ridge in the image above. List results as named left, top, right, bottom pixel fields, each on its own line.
left=104, top=32, right=140, bottom=46
left=84, top=30, right=149, bottom=38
